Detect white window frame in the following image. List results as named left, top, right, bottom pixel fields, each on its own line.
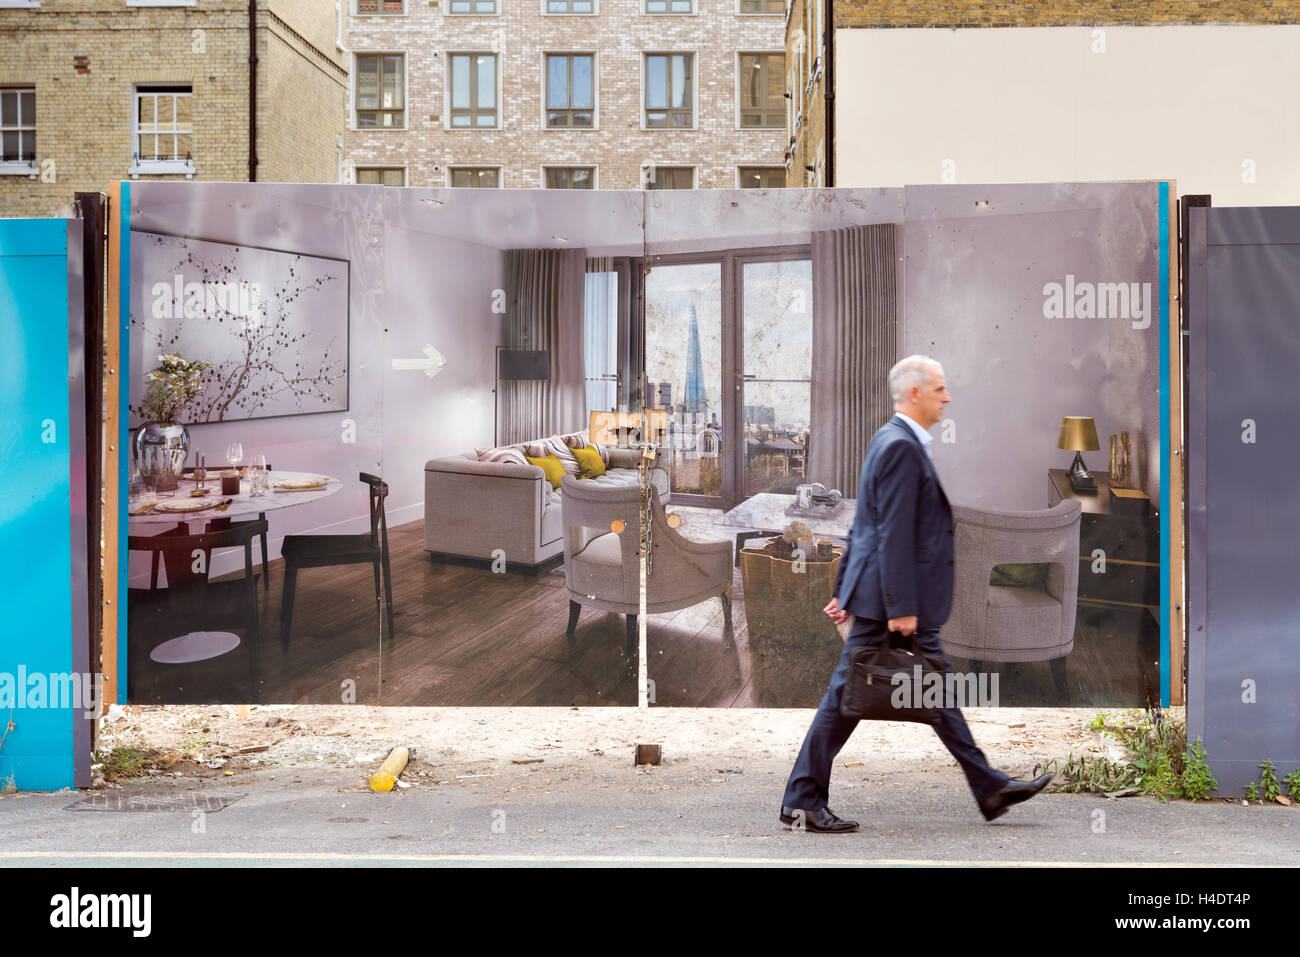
left=540, top=51, right=598, bottom=131
left=126, top=0, right=196, bottom=7
left=446, top=0, right=499, bottom=14
left=735, top=165, right=784, bottom=189
left=351, top=51, right=408, bottom=131
left=640, top=51, right=697, bottom=132
left=0, top=1, right=42, bottom=8
left=541, top=164, right=598, bottom=189
left=0, top=86, right=37, bottom=176
left=354, top=0, right=406, bottom=13
left=129, top=85, right=195, bottom=178
left=640, top=163, right=696, bottom=190
left=352, top=164, right=408, bottom=186
left=642, top=0, right=695, bottom=14
left=444, top=51, right=502, bottom=131
left=540, top=0, right=597, bottom=14
left=735, top=50, right=785, bottom=131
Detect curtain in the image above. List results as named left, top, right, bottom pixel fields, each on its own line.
left=808, top=223, right=899, bottom=495
left=499, top=247, right=588, bottom=445
left=584, top=256, right=617, bottom=418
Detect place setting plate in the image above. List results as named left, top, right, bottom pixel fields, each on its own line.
left=273, top=476, right=330, bottom=492
left=152, top=497, right=223, bottom=513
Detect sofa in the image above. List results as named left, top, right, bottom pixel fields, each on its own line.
left=424, top=439, right=669, bottom=568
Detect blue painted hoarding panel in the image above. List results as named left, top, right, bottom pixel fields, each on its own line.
left=0, top=219, right=76, bottom=791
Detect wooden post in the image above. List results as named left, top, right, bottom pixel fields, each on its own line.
left=1168, top=184, right=1188, bottom=707
left=101, top=183, right=123, bottom=706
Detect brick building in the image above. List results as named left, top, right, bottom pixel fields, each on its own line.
left=796, top=0, right=1300, bottom=204
left=344, top=0, right=788, bottom=190
left=0, top=0, right=347, bottom=218
left=783, top=0, right=824, bottom=187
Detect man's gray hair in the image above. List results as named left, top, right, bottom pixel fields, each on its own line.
left=889, top=355, right=943, bottom=405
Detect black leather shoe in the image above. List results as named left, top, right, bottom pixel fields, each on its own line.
left=979, top=773, right=1052, bottom=822
left=779, top=805, right=860, bottom=833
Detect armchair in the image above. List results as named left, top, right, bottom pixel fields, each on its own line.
left=944, top=499, right=1082, bottom=697
left=559, top=475, right=731, bottom=662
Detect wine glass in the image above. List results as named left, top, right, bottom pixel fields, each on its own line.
left=226, top=442, right=244, bottom=470
left=249, top=452, right=269, bottom=497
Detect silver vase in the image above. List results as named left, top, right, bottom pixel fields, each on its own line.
left=134, top=422, right=190, bottom=492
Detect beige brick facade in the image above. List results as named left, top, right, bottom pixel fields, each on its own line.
left=345, top=1, right=787, bottom=190
left=784, top=0, right=824, bottom=187
left=0, top=0, right=345, bottom=219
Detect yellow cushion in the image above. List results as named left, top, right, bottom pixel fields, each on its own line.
left=526, top=454, right=565, bottom=489
left=572, top=445, right=607, bottom=479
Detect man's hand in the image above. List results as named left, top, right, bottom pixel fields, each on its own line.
left=888, top=615, right=918, bottom=636
left=824, top=597, right=850, bottom=626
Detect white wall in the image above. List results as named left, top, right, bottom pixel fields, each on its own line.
left=836, top=25, right=1300, bottom=208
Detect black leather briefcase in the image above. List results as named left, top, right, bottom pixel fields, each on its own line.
left=839, top=634, right=947, bottom=724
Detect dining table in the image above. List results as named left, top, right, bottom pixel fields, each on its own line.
left=127, top=469, right=343, bottom=664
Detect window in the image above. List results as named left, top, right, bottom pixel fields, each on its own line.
left=449, top=166, right=499, bottom=187
left=739, top=53, right=784, bottom=128
left=356, top=166, right=405, bottom=186
left=644, top=165, right=692, bottom=189
left=645, top=0, right=691, bottom=11
left=356, top=54, right=404, bottom=128
left=449, top=53, right=498, bottom=128
left=545, top=166, right=594, bottom=189
left=738, top=166, right=784, bottom=188
left=448, top=0, right=496, bottom=11
left=132, top=85, right=192, bottom=173
left=546, top=0, right=593, bottom=11
left=738, top=0, right=782, bottom=11
left=545, top=54, right=594, bottom=128
left=0, top=87, right=36, bottom=168
left=644, top=53, right=693, bottom=128
left=356, top=0, right=403, bottom=11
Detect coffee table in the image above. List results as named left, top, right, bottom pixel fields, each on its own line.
left=718, top=492, right=857, bottom=564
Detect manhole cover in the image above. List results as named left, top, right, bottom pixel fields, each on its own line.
left=65, top=793, right=246, bottom=812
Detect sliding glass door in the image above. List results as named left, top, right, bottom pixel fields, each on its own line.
left=642, top=246, right=811, bottom=507
left=738, top=255, right=813, bottom=497
left=644, top=259, right=725, bottom=501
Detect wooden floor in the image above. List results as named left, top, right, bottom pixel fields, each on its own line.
left=128, top=521, right=1160, bottom=708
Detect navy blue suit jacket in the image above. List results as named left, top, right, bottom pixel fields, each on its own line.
left=834, top=413, right=955, bottom=630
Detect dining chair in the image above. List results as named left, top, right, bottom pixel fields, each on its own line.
left=127, top=519, right=268, bottom=700
left=279, top=472, right=395, bottom=651
left=209, top=461, right=273, bottom=590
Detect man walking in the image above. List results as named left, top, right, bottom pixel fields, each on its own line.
left=779, top=355, right=1051, bottom=832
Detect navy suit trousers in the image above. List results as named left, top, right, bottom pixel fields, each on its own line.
left=782, top=616, right=1010, bottom=810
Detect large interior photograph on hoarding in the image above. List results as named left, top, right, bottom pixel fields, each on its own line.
left=122, top=181, right=1165, bottom=710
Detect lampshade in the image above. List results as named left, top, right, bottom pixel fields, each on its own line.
left=1057, top=416, right=1100, bottom=452
left=588, top=410, right=669, bottom=447
left=589, top=410, right=643, bottom=446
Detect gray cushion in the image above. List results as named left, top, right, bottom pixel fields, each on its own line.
left=574, top=531, right=623, bottom=567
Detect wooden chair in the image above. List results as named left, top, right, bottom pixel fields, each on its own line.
left=279, top=472, right=394, bottom=650
left=127, top=519, right=268, bottom=699
left=153, top=462, right=274, bottom=590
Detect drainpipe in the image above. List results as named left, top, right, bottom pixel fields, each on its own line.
left=249, top=0, right=259, bottom=181
left=823, top=0, right=834, bottom=186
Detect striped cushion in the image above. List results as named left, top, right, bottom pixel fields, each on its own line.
left=542, top=436, right=581, bottom=476
left=558, top=429, right=610, bottom=465
left=475, top=446, right=529, bottom=467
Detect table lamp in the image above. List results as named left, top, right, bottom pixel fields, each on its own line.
left=1058, top=416, right=1100, bottom=493
left=589, top=410, right=643, bottom=447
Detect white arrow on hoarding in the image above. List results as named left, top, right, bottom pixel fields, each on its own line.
left=391, top=344, right=446, bottom=379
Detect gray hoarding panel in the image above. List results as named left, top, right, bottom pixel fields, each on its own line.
left=1190, top=205, right=1300, bottom=792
